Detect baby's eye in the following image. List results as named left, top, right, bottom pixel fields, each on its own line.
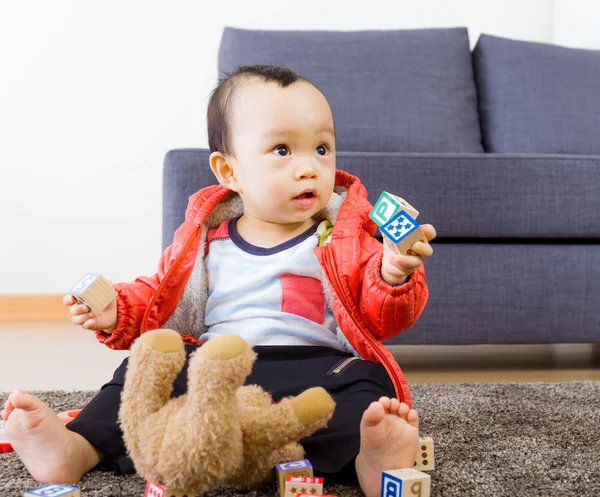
left=315, top=144, right=329, bottom=156
left=273, top=145, right=290, bottom=157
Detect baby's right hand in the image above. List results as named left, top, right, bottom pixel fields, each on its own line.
left=63, top=294, right=118, bottom=334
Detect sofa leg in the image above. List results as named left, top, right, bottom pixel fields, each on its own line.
left=593, top=344, right=600, bottom=367
left=551, top=344, right=597, bottom=368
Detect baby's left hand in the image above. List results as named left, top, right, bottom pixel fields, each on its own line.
left=380, top=224, right=437, bottom=285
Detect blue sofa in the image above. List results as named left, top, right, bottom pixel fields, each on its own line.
left=163, top=28, right=600, bottom=346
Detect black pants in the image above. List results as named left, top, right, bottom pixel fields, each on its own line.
left=67, top=345, right=396, bottom=486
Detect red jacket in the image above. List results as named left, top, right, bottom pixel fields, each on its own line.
left=95, top=170, right=428, bottom=406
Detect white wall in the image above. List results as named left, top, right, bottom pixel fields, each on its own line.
left=0, top=0, right=595, bottom=293
left=554, top=0, right=600, bottom=49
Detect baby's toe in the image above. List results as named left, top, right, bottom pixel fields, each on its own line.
left=361, top=401, right=386, bottom=428
left=378, top=396, right=392, bottom=411
left=397, top=402, right=410, bottom=418
left=407, top=408, right=419, bottom=428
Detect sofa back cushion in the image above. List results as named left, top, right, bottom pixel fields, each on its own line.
left=218, top=27, right=483, bottom=153
left=473, top=34, right=600, bottom=154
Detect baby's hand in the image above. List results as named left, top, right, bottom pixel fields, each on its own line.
left=381, top=224, right=436, bottom=285
left=63, top=294, right=118, bottom=334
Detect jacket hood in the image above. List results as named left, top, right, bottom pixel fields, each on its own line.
left=184, top=170, right=371, bottom=231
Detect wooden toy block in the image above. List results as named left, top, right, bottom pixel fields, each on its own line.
left=381, top=468, right=431, bottom=497
left=370, top=192, right=420, bottom=228
left=295, top=495, right=337, bottom=497
left=370, top=191, right=404, bottom=226
left=413, top=437, right=435, bottom=471
left=275, top=459, right=313, bottom=497
left=143, top=481, right=192, bottom=497
left=380, top=210, right=427, bottom=256
left=23, top=484, right=80, bottom=497
left=284, top=475, right=323, bottom=497
left=390, top=194, right=419, bottom=220
left=69, top=272, right=117, bottom=315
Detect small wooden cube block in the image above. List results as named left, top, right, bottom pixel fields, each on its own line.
left=370, top=191, right=404, bottom=226
left=295, top=495, right=337, bottom=497
left=69, top=272, right=117, bottom=315
left=413, top=437, right=435, bottom=471
left=284, top=475, right=323, bottom=497
left=381, top=468, right=431, bottom=497
left=381, top=211, right=427, bottom=256
left=370, top=192, right=420, bottom=228
left=275, top=459, right=313, bottom=497
left=144, top=481, right=192, bottom=497
left=390, top=194, right=419, bottom=220
left=382, top=227, right=427, bottom=256
left=24, top=484, right=80, bottom=497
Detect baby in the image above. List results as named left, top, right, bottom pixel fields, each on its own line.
left=3, top=64, right=436, bottom=497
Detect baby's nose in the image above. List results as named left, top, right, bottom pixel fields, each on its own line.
left=296, top=163, right=318, bottom=179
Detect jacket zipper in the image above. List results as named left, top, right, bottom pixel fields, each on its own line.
left=140, top=224, right=202, bottom=333
left=332, top=356, right=362, bottom=374
left=319, top=246, right=401, bottom=397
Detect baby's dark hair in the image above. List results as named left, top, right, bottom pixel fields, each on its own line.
left=207, top=64, right=311, bottom=155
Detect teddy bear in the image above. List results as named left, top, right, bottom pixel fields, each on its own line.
left=118, top=328, right=336, bottom=494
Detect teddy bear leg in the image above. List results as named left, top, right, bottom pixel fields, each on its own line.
left=185, top=334, right=256, bottom=405
left=226, top=387, right=335, bottom=488
left=239, top=386, right=336, bottom=451
left=229, top=442, right=306, bottom=488
left=291, top=387, right=337, bottom=426
left=119, top=329, right=185, bottom=461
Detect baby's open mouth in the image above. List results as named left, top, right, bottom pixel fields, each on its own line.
left=295, top=191, right=316, bottom=199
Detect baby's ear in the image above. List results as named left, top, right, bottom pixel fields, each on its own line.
left=209, top=151, right=242, bottom=193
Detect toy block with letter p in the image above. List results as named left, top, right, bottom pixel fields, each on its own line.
left=23, top=484, right=80, bottom=497
left=69, top=272, right=117, bottom=315
left=143, top=481, right=192, bottom=497
left=284, top=475, right=324, bottom=497
left=413, top=437, right=435, bottom=471
left=370, top=191, right=404, bottom=226
left=370, top=192, right=420, bottom=228
left=381, top=468, right=431, bottom=497
left=380, top=210, right=427, bottom=256
left=275, top=459, right=314, bottom=497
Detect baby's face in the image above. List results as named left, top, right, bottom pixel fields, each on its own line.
left=227, top=79, right=336, bottom=226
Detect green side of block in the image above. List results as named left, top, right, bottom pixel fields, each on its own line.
left=369, top=191, right=401, bottom=227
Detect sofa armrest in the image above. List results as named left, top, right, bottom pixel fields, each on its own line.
left=162, top=148, right=215, bottom=250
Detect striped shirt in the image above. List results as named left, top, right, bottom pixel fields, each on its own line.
left=202, top=217, right=346, bottom=351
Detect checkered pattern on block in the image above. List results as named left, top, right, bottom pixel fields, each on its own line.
left=381, top=211, right=419, bottom=243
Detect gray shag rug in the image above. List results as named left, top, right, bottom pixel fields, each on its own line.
left=1, top=381, right=599, bottom=497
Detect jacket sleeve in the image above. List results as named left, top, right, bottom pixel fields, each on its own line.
left=358, top=248, right=429, bottom=342
left=93, top=238, right=181, bottom=350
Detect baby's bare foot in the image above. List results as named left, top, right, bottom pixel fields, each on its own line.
left=2, top=389, right=101, bottom=483
left=355, top=397, right=419, bottom=497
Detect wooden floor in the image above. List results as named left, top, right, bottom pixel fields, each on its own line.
left=0, top=321, right=598, bottom=392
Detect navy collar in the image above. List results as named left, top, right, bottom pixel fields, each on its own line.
left=228, top=217, right=319, bottom=256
